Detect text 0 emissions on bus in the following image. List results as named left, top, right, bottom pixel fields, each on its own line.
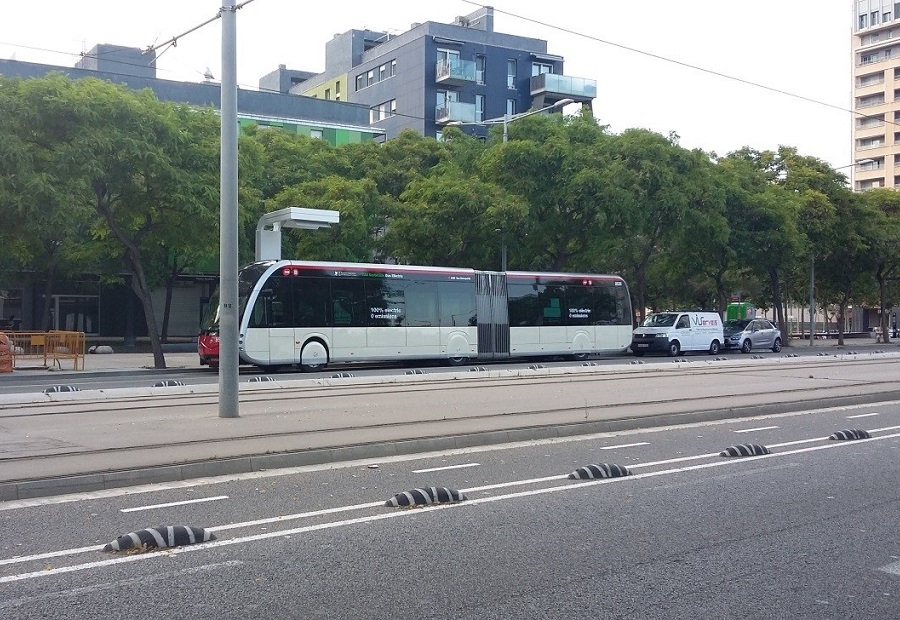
left=198, top=260, right=633, bottom=371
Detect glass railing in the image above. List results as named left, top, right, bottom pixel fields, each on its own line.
left=530, top=73, right=597, bottom=98
left=436, top=59, right=477, bottom=83
left=435, top=101, right=477, bottom=124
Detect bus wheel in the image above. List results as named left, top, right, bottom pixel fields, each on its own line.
left=447, top=356, right=469, bottom=367
left=300, top=341, right=328, bottom=372
left=568, top=352, right=590, bottom=361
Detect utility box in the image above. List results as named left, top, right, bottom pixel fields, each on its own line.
left=726, top=302, right=756, bottom=321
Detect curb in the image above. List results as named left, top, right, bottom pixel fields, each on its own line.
left=3, top=389, right=897, bottom=502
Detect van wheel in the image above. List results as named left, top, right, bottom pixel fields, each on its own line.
left=772, top=338, right=782, bottom=353
left=708, top=340, right=720, bottom=355
left=447, top=356, right=469, bottom=367
left=741, top=339, right=752, bottom=354
left=667, top=341, right=681, bottom=357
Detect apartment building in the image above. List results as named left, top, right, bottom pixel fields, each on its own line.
left=851, top=1, right=900, bottom=190
left=279, top=7, right=596, bottom=140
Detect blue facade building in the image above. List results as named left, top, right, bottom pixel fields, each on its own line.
left=291, top=7, right=596, bottom=140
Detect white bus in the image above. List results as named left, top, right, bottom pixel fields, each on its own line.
left=198, top=260, right=633, bottom=371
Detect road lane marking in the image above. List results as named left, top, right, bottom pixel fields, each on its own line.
left=4, top=430, right=900, bottom=584
left=119, top=495, right=228, bottom=513
left=847, top=413, right=880, bottom=419
left=879, top=560, right=900, bottom=576
left=412, top=463, right=480, bottom=474
left=0, top=561, right=242, bottom=609
left=733, top=426, right=780, bottom=433
left=599, top=442, right=649, bottom=450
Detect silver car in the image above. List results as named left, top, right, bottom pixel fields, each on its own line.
left=723, top=318, right=782, bottom=353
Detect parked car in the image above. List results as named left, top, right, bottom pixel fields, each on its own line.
left=723, top=318, right=782, bottom=353
left=631, top=311, right=724, bottom=357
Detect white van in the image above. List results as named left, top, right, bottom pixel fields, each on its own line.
left=631, top=311, right=724, bottom=357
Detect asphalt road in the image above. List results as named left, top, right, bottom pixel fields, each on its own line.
left=2, top=398, right=899, bottom=619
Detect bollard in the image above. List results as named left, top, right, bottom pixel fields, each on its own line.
left=0, top=332, right=12, bottom=373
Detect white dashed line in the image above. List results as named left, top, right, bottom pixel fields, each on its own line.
left=733, top=425, right=780, bottom=433
left=599, top=442, right=650, bottom=450
left=412, top=463, right=480, bottom=474
left=119, top=495, right=229, bottom=513
left=847, top=413, right=880, bottom=419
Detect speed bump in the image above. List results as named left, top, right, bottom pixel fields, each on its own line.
left=385, top=487, right=467, bottom=507
left=828, top=429, right=871, bottom=441
left=568, top=463, right=631, bottom=480
left=719, top=444, right=771, bottom=457
left=103, top=526, right=215, bottom=552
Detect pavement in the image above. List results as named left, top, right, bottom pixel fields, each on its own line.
left=1, top=336, right=898, bottom=503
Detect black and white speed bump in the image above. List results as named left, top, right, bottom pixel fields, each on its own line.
left=568, top=463, right=631, bottom=480
left=468, top=366, right=487, bottom=372
left=331, top=372, right=354, bottom=378
left=43, top=385, right=80, bottom=393
left=248, top=376, right=277, bottom=382
left=828, top=429, right=872, bottom=441
left=153, top=380, right=184, bottom=387
left=405, top=369, right=427, bottom=375
left=384, top=487, right=467, bottom=507
left=102, top=526, right=215, bottom=552
left=719, top=443, right=771, bottom=457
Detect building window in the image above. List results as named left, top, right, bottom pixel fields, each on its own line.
left=325, top=88, right=331, bottom=101
left=475, top=54, right=486, bottom=84
left=310, top=129, right=323, bottom=140
left=532, top=62, right=553, bottom=76
left=507, top=59, right=517, bottom=89
left=860, top=14, right=868, bottom=29
left=475, top=94, right=485, bottom=122
left=507, top=98, right=516, bottom=116
left=873, top=11, right=880, bottom=25
left=335, top=81, right=341, bottom=101
left=370, top=99, right=397, bottom=123
left=355, top=60, right=397, bottom=92
left=885, top=12, right=893, bottom=22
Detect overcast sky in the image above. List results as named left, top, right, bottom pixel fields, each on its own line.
left=2, top=1, right=852, bottom=168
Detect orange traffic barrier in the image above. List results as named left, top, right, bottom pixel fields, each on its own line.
left=7, top=331, right=86, bottom=370
left=0, top=332, right=12, bottom=373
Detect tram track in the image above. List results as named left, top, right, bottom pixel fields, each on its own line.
left=0, top=355, right=892, bottom=419
left=2, top=359, right=898, bottom=472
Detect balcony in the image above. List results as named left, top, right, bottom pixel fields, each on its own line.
left=436, top=59, right=476, bottom=86
left=435, top=101, right=477, bottom=124
left=530, top=73, right=597, bottom=103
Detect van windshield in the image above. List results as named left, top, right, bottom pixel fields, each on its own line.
left=642, top=313, right=678, bottom=327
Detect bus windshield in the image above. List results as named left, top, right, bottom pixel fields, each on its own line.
left=641, top=313, right=678, bottom=328
left=199, top=263, right=273, bottom=332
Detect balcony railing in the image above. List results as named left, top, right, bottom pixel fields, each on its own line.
left=436, top=59, right=476, bottom=86
left=530, top=73, right=597, bottom=100
left=435, top=101, right=477, bottom=124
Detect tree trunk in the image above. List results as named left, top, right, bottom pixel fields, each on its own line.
left=125, top=252, right=166, bottom=369
left=768, top=267, right=786, bottom=344
left=41, top=275, right=54, bottom=331
left=877, top=266, right=890, bottom=345
left=837, top=302, right=847, bottom=347
left=161, top=257, right=178, bottom=345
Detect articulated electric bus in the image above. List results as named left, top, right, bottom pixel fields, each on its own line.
left=198, top=259, right=633, bottom=371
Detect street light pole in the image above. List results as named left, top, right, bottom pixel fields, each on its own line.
left=502, top=113, right=509, bottom=143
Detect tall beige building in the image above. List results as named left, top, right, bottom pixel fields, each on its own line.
left=852, top=1, right=900, bottom=190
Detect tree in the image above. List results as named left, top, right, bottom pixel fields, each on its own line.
left=861, top=188, right=900, bottom=343
left=8, top=75, right=222, bottom=367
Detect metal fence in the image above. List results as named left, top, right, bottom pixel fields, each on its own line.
left=5, top=331, right=86, bottom=370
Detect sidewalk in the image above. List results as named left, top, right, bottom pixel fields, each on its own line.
left=1, top=337, right=898, bottom=503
